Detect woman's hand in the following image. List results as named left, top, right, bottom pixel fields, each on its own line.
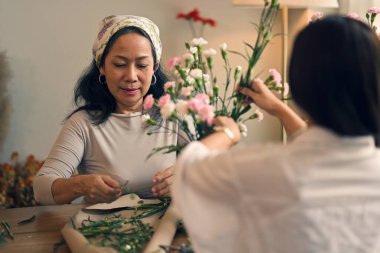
left=239, top=79, right=307, bottom=136
left=199, top=116, right=241, bottom=150
left=152, top=166, right=174, bottom=197
left=52, top=174, right=122, bottom=204
left=213, top=116, right=241, bottom=145
left=80, top=174, right=121, bottom=204
left=239, top=78, right=284, bottom=117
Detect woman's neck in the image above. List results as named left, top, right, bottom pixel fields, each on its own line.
left=116, top=102, right=143, bottom=114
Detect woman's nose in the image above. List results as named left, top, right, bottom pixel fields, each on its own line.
left=124, top=66, right=137, bottom=83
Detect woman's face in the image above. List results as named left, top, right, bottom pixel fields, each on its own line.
left=100, top=32, right=155, bottom=114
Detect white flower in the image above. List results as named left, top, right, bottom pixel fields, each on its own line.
left=234, top=65, right=242, bottom=80
left=190, top=47, right=198, bottom=54
left=203, top=74, right=210, bottom=82
left=176, top=100, right=188, bottom=118
left=160, top=102, right=175, bottom=119
left=189, top=69, right=203, bottom=79
left=255, top=109, right=264, bottom=122
left=219, top=43, right=228, bottom=51
left=203, top=48, right=217, bottom=57
left=182, top=53, right=194, bottom=62
left=186, top=76, right=196, bottom=85
left=141, top=114, right=150, bottom=123
left=238, top=122, right=248, bottom=137
left=190, top=37, right=208, bottom=46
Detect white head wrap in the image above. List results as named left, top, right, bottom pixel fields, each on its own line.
left=92, top=15, right=162, bottom=67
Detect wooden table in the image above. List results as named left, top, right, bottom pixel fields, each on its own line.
left=0, top=204, right=188, bottom=253
left=0, top=204, right=82, bottom=253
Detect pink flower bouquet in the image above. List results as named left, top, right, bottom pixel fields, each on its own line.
left=144, top=0, right=283, bottom=156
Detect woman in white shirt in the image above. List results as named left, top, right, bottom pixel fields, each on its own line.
left=173, top=15, right=380, bottom=253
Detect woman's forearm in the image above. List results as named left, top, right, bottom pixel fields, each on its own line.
left=274, top=103, right=307, bottom=137
left=51, top=176, right=84, bottom=204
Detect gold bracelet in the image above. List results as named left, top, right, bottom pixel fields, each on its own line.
left=214, top=126, right=235, bottom=143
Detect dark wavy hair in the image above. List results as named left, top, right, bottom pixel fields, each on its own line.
left=67, top=26, right=168, bottom=125
left=289, top=15, right=380, bottom=145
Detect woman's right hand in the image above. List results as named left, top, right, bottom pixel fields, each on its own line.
left=239, top=78, right=284, bottom=117
left=239, top=78, right=307, bottom=136
left=80, top=174, right=121, bottom=204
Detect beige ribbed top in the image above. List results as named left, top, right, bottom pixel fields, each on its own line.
left=34, top=110, right=178, bottom=205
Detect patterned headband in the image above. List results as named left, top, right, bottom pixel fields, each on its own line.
left=92, top=15, right=162, bottom=67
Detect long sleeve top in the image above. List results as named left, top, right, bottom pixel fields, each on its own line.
left=34, top=110, right=178, bottom=205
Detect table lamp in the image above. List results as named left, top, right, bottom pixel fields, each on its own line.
left=233, top=0, right=339, bottom=142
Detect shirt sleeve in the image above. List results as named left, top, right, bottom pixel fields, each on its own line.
left=172, top=141, right=241, bottom=252
left=33, top=113, right=86, bottom=205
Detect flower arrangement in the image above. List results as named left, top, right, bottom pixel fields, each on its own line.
left=0, top=152, right=42, bottom=208
left=311, top=7, right=380, bottom=34
left=144, top=0, right=282, bottom=156
left=176, top=8, right=217, bottom=38
left=366, top=7, right=380, bottom=32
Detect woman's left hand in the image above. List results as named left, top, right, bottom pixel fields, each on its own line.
left=151, top=166, right=174, bottom=197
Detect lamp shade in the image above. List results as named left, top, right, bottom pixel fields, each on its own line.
left=233, top=0, right=339, bottom=8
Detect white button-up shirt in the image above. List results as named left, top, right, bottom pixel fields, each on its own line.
left=173, top=126, right=380, bottom=253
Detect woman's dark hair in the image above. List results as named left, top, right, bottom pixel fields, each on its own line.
left=67, top=26, right=168, bottom=125
left=289, top=15, right=380, bottom=144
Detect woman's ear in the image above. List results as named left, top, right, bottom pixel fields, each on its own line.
left=153, top=64, right=159, bottom=72
left=99, top=66, right=105, bottom=76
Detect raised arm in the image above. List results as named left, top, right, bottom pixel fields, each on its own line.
left=239, top=79, right=307, bottom=136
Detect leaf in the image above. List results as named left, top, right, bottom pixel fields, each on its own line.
left=243, top=41, right=255, bottom=52
left=239, top=104, right=252, bottom=117
left=228, top=50, right=249, bottom=61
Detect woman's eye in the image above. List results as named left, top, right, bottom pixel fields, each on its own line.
left=113, top=63, right=125, bottom=68
left=137, top=64, right=148, bottom=69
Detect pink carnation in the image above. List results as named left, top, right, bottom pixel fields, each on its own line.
left=368, top=7, right=380, bottom=14
left=167, top=57, right=182, bottom=70
left=157, top=94, right=172, bottom=108
left=187, top=98, right=204, bottom=112
left=164, top=81, right=176, bottom=92
left=347, top=12, right=360, bottom=20
left=283, top=82, right=289, bottom=97
left=311, top=12, right=323, bottom=22
left=180, top=86, right=194, bottom=97
left=199, top=105, right=215, bottom=126
left=195, top=93, right=210, bottom=104
left=269, top=68, right=282, bottom=85
left=143, top=94, right=154, bottom=110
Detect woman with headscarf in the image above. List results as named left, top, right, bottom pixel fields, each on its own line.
left=33, top=15, right=177, bottom=205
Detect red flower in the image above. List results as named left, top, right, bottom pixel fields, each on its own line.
left=176, top=8, right=201, bottom=21
left=202, top=18, right=217, bottom=27
left=176, top=8, right=216, bottom=27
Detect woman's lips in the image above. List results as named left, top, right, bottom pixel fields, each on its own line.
left=122, top=88, right=140, bottom=95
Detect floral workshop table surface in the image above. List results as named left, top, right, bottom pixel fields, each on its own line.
left=61, top=194, right=183, bottom=253
left=0, top=195, right=184, bottom=253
